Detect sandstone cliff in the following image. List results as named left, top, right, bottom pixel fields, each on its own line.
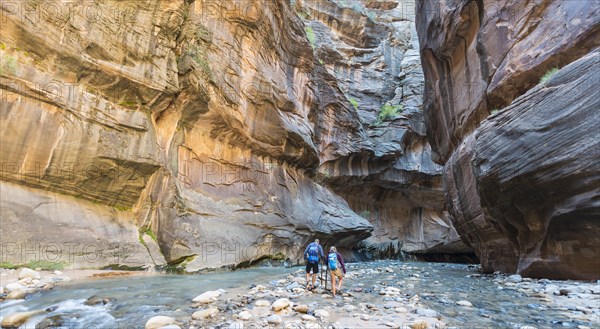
left=0, top=0, right=465, bottom=271
left=417, top=0, right=600, bottom=279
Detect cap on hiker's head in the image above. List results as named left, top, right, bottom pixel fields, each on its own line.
left=330, top=246, right=336, bottom=252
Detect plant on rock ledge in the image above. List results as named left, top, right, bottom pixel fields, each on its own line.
left=539, top=67, right=558, bottom=84
left=376, top=103, right=403, bottom=124
left=305, top=26, right=316, bottom=49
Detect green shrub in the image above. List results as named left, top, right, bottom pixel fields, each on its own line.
left=539, top=67, right=558, bottom=84
left=490, top=108, right=499, bottom=116
left=305, top=26, right=316, bottom=48
left=378, top=103, right=402, bottom=122
left=349, top=97, right=358, bottom=110
left=359, top=210, right=370, bottom=218
left=0, top=55, right=17, bottom=76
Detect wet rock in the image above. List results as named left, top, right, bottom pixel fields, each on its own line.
left=192, top=307, right=219, bottom=320
left=85, top=295, right=115, bottom=306
left=145, top=316, right=176, bottom=329
left=6, top=289, right=27, bottom=300
left=314, top=309, right=330, bottom=321
left=192, top=290, right=224, bottom=304
left=254, top=300, right=270, bottom=307
left=4, top=283, right=24, bottom=293
left=266, top=314, right=282, bottom=324
left=18, top=268, right=41, bottom=280
left=456, top=300, right=473, bottom=307
left=507, top=275, right=523, bottom=283
left=2, top=310, right=45, bottom=328
left=301, top=314, right=317, bottom=321
left=272, top=298, right=290, bottom=311
left=416, top=308, right=438, bottom=317
left=238, top=311, right=252, bottom=321
left=293, top=304, right=309, bottom=314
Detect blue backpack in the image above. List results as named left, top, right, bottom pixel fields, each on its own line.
left=307, top=244, right=319, bottom=263
left=328, top=252, right=339, bottom=270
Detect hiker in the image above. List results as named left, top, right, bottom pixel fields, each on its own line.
left=328, top=246, right=346, bottom=297
left=303, top=238, right=325, bottom=290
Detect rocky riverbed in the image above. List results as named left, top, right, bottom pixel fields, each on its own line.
left=158, top=261, right=599, bottom=329
left=1, top=261, right=598, bottom=328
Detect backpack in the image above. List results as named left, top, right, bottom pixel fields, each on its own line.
left=328, top=252, right=339, bottom=270
left=307, top=243, right=319, bottom=263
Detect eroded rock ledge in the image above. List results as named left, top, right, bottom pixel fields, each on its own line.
left=417, top=0, right=600, bottom=279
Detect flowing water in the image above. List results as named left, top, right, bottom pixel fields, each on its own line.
left=1, top=261, right=598, bottom=328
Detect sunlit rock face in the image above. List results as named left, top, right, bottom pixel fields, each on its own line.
left=0, top=0, right=465, bottom=270
left=293, top=0, right=472, bottom=259
left=417, top=0, right=600, bottom=279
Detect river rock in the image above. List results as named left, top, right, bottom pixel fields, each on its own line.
left=266, top=314, right=282, bottom=324
left=507, top=275, right=523, bottom=283
left=6, top=289, right=27, bottom=300
left=18, top=268, right=41, bottom=280
left=192, top=307, right=219, bottom=320
left=314, top=309, right=330, bottom=320
left=253, top=299, right=270, bottom=307
left=416, top=308, right=438, bottom=317
left=192, top=290, right=224, bottom=304
left=272, top=298, right=290, bottom=311
left=293, top=304, right=309, bottom=314
left=4, top=282, right=24, bottom=293
left=301, top=314, right=317, bottom=321
left=456, top=300, right=473, bottom=307
left=238, top=310, right=252, bottom=321
left=159, top=326, right=181, bottom=329
left=360, top=314, right=370, bottom=321
left=1, top=310, right=46, bottom=328
left=145, top=316, right=176, bottom=329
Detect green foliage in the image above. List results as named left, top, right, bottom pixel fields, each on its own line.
left=318, top=58, right=324, bottom=65
left=188, top=44, right=211, bottom=75
left=0, top=42, right=6, bottom=50
left=27, top=260, right=64, bottom=270
left=539, top=67, right=558, bottom=84
left=359, top=210, right=371, bottom=218
left=0, top=55, right=17, bottom=76
left=195, top=25, right=212, bottom=42
left=305, top=26, right=316, bottom=48
left=490, top=108, right=499, bottom=116
left=118, top=101, right=137, bottom=108
left=378, top=103, right=403, bottom=122
left=139, top=226, right=158, bottom=245
left=349, top=97, right=358, bottom=110
left=0, top=260, right=64, bottom=270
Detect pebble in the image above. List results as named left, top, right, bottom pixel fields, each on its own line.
left=191, top=307, right=219, bottom=320
left=18, top=268, right=41, bottom=280
left=507, top=274, right=523, bottom=283
left=301, top=314, right=317, bottom=321
left=314, top=309, right=330, bottom=320
left=293, top=304, right=309, bottom=313
left=227, top=322, right=243, bottom=329
left=254, top=300, right=270, bottom=307
left=238, top=311, right=252, bottom=321
left=272, top=298, right=290, bottom=311
left=266, top=314, right=282, bottom=324
left=1, top=310, right=45, bottom=328
left=159, top=326, right=181, bottom=329
left=4, top=282, right=24, bottom=293
left=456, top=300, right=473, bottom=307
left=416, top=308, right=438, bottom=317
left=192, top=290, right=224, bottom=304
left=360, top=314, right=370, bottom=321
left=6, top=289, right=27, bottom=300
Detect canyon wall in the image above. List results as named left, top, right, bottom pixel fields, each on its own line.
left=416, top=0, right=599, bottom=279
left=0, top=0, right=470, bottom=271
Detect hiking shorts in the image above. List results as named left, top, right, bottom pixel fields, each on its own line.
left=331, top=268, right=344, bottom=279
left=306, top=261, right=319, bottom=274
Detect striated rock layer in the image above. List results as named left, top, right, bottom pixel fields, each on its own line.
left=417, top=0, right=600, bottom=279
left=294, top=0, right=472, bottom=259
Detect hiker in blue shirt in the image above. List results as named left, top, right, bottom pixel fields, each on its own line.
left=304, top=238, right=325, bottom=290
left=328, top=246, right=346, bottom=298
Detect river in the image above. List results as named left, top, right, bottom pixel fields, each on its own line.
left=1, top=261, right=598, bottom=328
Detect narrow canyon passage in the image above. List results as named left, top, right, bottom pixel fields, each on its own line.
left=0, top=0, right=598, bottom=328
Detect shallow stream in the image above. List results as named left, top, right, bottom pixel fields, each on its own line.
left=1, top=261, right=598, bottom=328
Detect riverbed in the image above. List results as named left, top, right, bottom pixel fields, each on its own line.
left=0, top=261, right=598, bottom=328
